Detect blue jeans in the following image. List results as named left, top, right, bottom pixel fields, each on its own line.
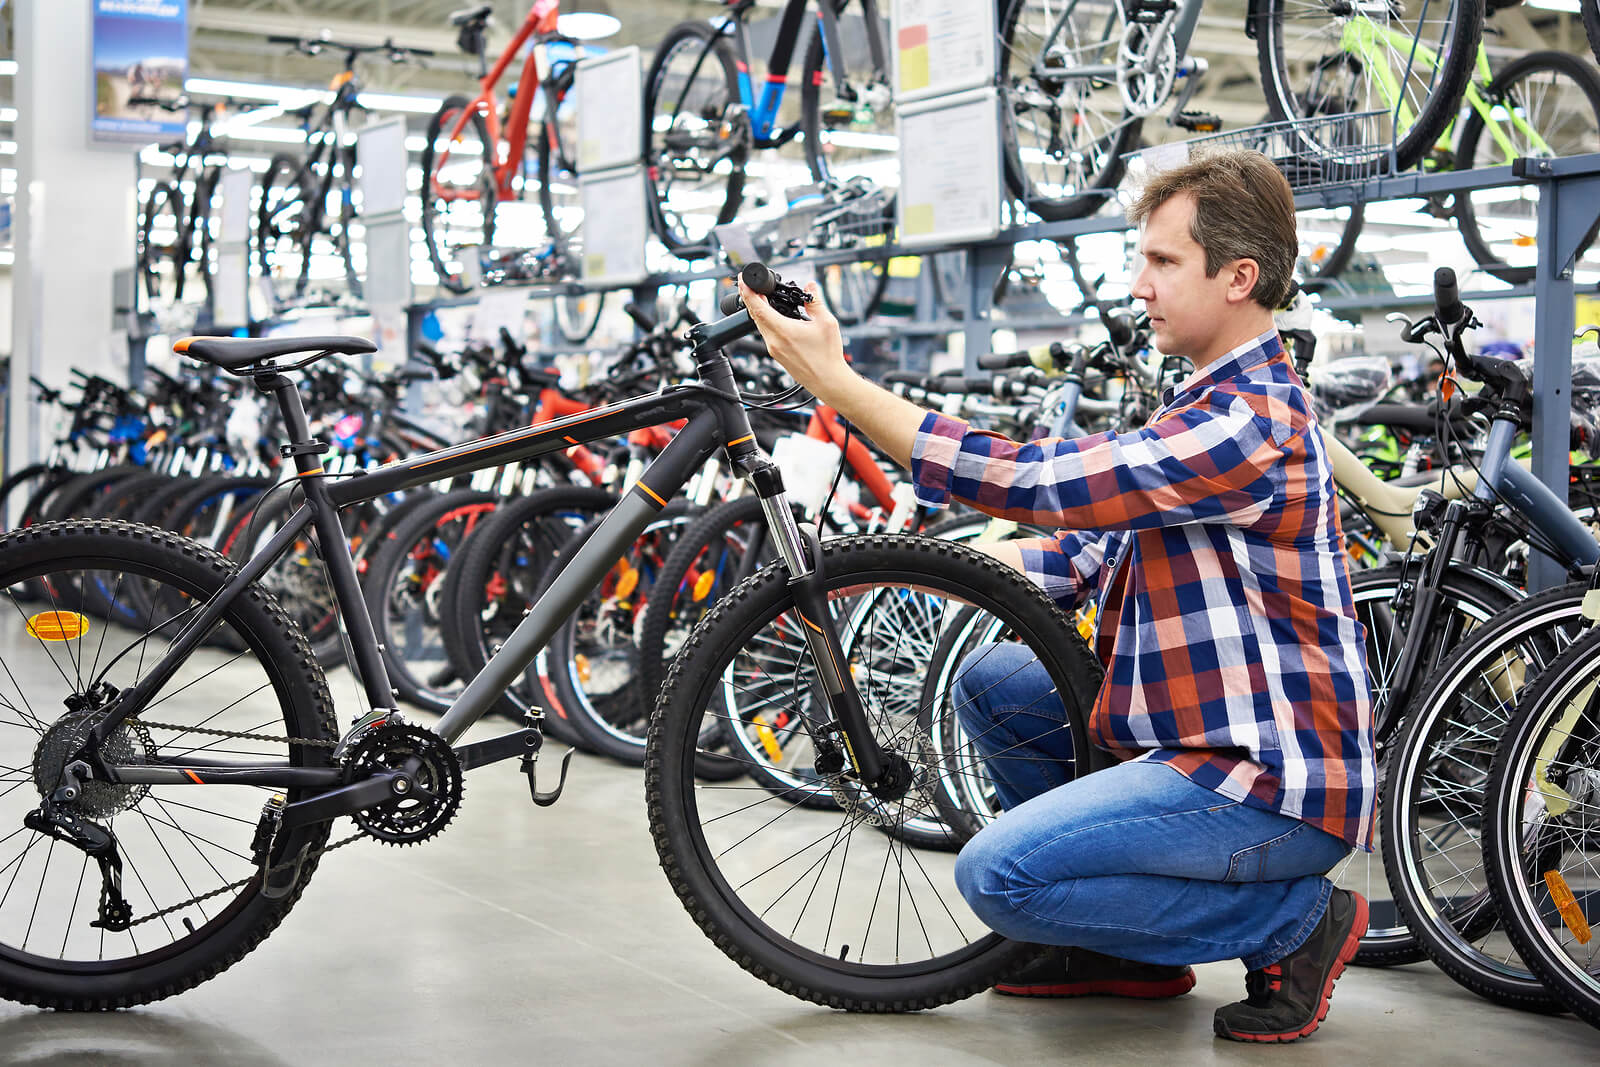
left=950, top=643, right=1352, bottom=970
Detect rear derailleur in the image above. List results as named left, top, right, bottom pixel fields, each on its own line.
left=25, top=763, right=134, bottom=932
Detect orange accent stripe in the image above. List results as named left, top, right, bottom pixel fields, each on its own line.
left=412, top=409, right=613, bottom=470
left=727, top=434, right=754, bottom=447
left=637, top=482, right=667, bottom=508
left=800, top=614, right=824, bottom=634
left=563, top=436, right=579, bottom=444
left=184, top=770, right=204, bottom=784
left=300, top=467, right=324, bottom=476
left=174, top=337, right=195, bottom=353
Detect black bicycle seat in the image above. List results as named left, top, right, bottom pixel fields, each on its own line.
left=450, top=4, right=493, bottom=26
left=174, top=335, right=377, bottom=373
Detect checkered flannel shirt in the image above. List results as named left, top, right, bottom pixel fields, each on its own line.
left=910, top=330, right=1377, bottom=850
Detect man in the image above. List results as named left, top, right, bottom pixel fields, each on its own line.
left=738, top=149, right=1375, bottom=1044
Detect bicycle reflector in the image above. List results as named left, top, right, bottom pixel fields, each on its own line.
left=26, top=611, right=89, bottom=641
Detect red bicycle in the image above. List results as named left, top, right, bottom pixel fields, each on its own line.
left=420, top=0, right=593, bottom=321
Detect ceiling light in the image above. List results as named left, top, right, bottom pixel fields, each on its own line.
left=1525, top=0, right=1579, bottom=10
left=557, top=13, right=622, bottom=40
left=0, top=61, right=16, bottom=76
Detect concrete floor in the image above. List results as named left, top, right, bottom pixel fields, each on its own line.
left=0, top=735, right=1593, bottom=1064
left=0, top=617, right=1596, bottom=1063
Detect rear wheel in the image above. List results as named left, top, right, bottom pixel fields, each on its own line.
left=257, top=154, right=315, bottom=306
left=0, top=520, right=335, bottom=1010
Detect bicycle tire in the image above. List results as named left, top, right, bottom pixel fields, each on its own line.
left=39, top=467, right=153, bottom=525
left=0, top=463, right=72, bottom=533
left=1585, top=0, right=1600, bottom=67
left=137, top=182, right=184, bottom=305
left=997, top=0, right=1140, bottom=221
left=646, top=534, right=1107, bottom=1011
left=542, top=501, right=696, bottom=764
left=364, top=488, right=501, bottom=712
left=180, top=168, right=220, bottom=307
left=1482, top=622, right=1600, bottom=1027
left=0, top=519, right=335, bottom=1010
left=1456, top=49, right=1600, bottom=286
left=439, top=485, right=617, bottom=749
left=1343, top=562, right=1516, bottom=965
left=1256, top=0, right=1483, bottom=176
left=257, top=153, right=315, bottom=306
left=421, top=95, right=496, bottom=294
left=1381, top=582, right=1582, bottom=1011
left=644, top=21, right=747, bottom=257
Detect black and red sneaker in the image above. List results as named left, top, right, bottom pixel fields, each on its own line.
left=994, top=946, right=1197, bottom=999
left=1213, top=889, right=1369, bottom=1043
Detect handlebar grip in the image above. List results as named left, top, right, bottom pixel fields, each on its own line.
left=977, top=349, right=1036, bottom=370
left=933, top=373, right=994, bottom=394
left=623, top=302, right=657, bottom=332
left=719, top=290, right=744, bottom=316
left=741, top=262, right=777, bottom=296
left=881, top=370, right=928, bottom=386
left=1103, top=307, right=1137, bottom=349
left=1434, top=267, right=1465, bottom=328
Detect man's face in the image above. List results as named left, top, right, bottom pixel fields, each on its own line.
left=1130, top=193, right=1242, bottom=362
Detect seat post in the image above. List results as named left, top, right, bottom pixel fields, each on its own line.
left=256, top=369, right=323, bottom=476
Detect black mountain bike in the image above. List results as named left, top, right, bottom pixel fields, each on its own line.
left=255, top=35, right=432, bottom=306
left=133, top=95, right=254, bottom=307
left=0, top=264, right=1102, bottom=1011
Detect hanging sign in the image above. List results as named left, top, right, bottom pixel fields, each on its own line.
left=91, top=0, right=190, bottom=144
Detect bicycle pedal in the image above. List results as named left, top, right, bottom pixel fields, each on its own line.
left=821, top=104, right=857, bottom=127
left=1172, top=110, right=1221, bottom=133
left=260, top=841, right=312, bottom=900
left=522, top=747, right=574, bottom=807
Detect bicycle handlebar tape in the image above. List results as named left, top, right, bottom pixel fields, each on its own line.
left=741, top=262, right=778, bottom=296
left=1434, top=267, right=1466, bottom=329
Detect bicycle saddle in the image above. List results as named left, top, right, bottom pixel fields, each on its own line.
left=174, top=335, right=377, bottom=373
left=450, top=4, right=493, bottom=26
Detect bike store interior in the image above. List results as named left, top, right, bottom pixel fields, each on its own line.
left=3, top=0, right=1600, bottom=1059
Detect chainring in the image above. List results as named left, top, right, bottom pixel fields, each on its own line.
left=342, top=723, right=463, bottom=846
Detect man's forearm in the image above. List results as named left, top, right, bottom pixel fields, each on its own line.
left=825, top=372, right=931, bottom=470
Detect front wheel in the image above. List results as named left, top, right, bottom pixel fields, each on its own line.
left=645, top=534, right=1105, bottom=1010
left=421, top=95, right=497, bottom=294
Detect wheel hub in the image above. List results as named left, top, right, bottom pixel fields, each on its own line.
left=1117, top=23, right=1177, bottom=117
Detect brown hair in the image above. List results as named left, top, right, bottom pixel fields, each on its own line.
left=1127, top=149, right=1297, bottom=310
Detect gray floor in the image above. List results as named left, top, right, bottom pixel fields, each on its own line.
left=1, top=620, right=1597, bottom=1063
left=0, top=736, right=1594, bottom=1064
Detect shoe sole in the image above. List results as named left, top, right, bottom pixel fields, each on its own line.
left=995, top=972, right=1197, bottom=999
left=1214, top=892, right=1370, bottom=1044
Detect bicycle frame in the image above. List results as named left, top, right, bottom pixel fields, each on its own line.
left=84, top=326, right=890, bottom=813
left=702, top=0, right=887, bottom=145
left=441, top=0, right=574, bottom=202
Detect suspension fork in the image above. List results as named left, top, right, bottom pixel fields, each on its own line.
left=1376, top=503, right=1471, bottom=741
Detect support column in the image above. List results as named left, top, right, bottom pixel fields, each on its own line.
left=7, top=2, right=138, bottom=473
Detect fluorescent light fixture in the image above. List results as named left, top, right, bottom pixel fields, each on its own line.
left=0, top=109, right=15, bottom=122
left=357, top=92, right=444, bottom=115
left=0, top=142, right=15, bottom=155
left=557, top=13, right=622, bottom=40
left=185, top=77, right=321, bottom=107
left=0, top=61, right=16, bottom=76
left=1526, top=0, right=1579, bottom=10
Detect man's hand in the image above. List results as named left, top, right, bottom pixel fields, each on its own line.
left=738, top=278, right=858, bottom=402
left=738, top=276, right=931, bottom=469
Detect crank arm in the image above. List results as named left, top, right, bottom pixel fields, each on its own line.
left=456, top=728, right=543, bottom=772
left=279, top=770, right=408, bottom=830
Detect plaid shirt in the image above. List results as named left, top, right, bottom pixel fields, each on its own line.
left=910, top=330, right=1376, bottom=850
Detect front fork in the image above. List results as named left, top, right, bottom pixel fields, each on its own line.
left=749, top=466, right=900, bottom=793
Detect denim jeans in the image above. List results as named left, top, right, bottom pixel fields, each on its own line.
left=950, top=643, right=1352, bottom=969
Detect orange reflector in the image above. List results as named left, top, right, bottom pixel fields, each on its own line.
left=1514, top=234, right=1537, bottom=248
left=753, top=716, right=783, bottom=762
left=330, top=70, right=355, bottom=91
left=27, top=611, right=89, bottom=641
left=614, top=564, right=639, bottom=600
left=692, top=571, right=716, bottom=602
left=575, top=654, right=590, bottom=685
left=1075, top=603, right=1097, bottom=642
left=1544, top=870, right=1593, bottom=944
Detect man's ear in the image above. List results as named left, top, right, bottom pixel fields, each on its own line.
left=1226, top=258, right=1261, bottom=305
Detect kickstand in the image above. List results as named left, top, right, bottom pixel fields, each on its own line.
left=522, top=748, right=574, bottom=807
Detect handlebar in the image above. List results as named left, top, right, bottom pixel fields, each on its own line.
left=1433, top=267, right=1467, bottom=332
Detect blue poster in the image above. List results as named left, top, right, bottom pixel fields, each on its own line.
left=91, top=0, right=189, bottom=144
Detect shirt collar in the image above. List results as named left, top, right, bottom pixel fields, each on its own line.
left=1159, top=329, right=1282, bottom=408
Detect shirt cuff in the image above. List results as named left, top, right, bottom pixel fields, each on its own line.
left=909, top=410, right=970, bottom=509
left=1015, top=535, right=1082, bottom=608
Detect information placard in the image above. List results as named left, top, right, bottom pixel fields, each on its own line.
left=891, top=0, right=996, bottom=104
left=895, top=87, right=1001, bottom=247
left=357, top=118, right=410, bottom=216
left=576, top=47, right=643, bottom=173
left=580, top=165, right=648, bottom=286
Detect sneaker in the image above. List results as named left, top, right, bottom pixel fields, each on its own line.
left=1213, top=889, right=1369, bottom=1043
left=994, top=945, right=1197, bottom=999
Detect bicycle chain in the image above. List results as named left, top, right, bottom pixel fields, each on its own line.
left=122, top=718, right=346, bottom=927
